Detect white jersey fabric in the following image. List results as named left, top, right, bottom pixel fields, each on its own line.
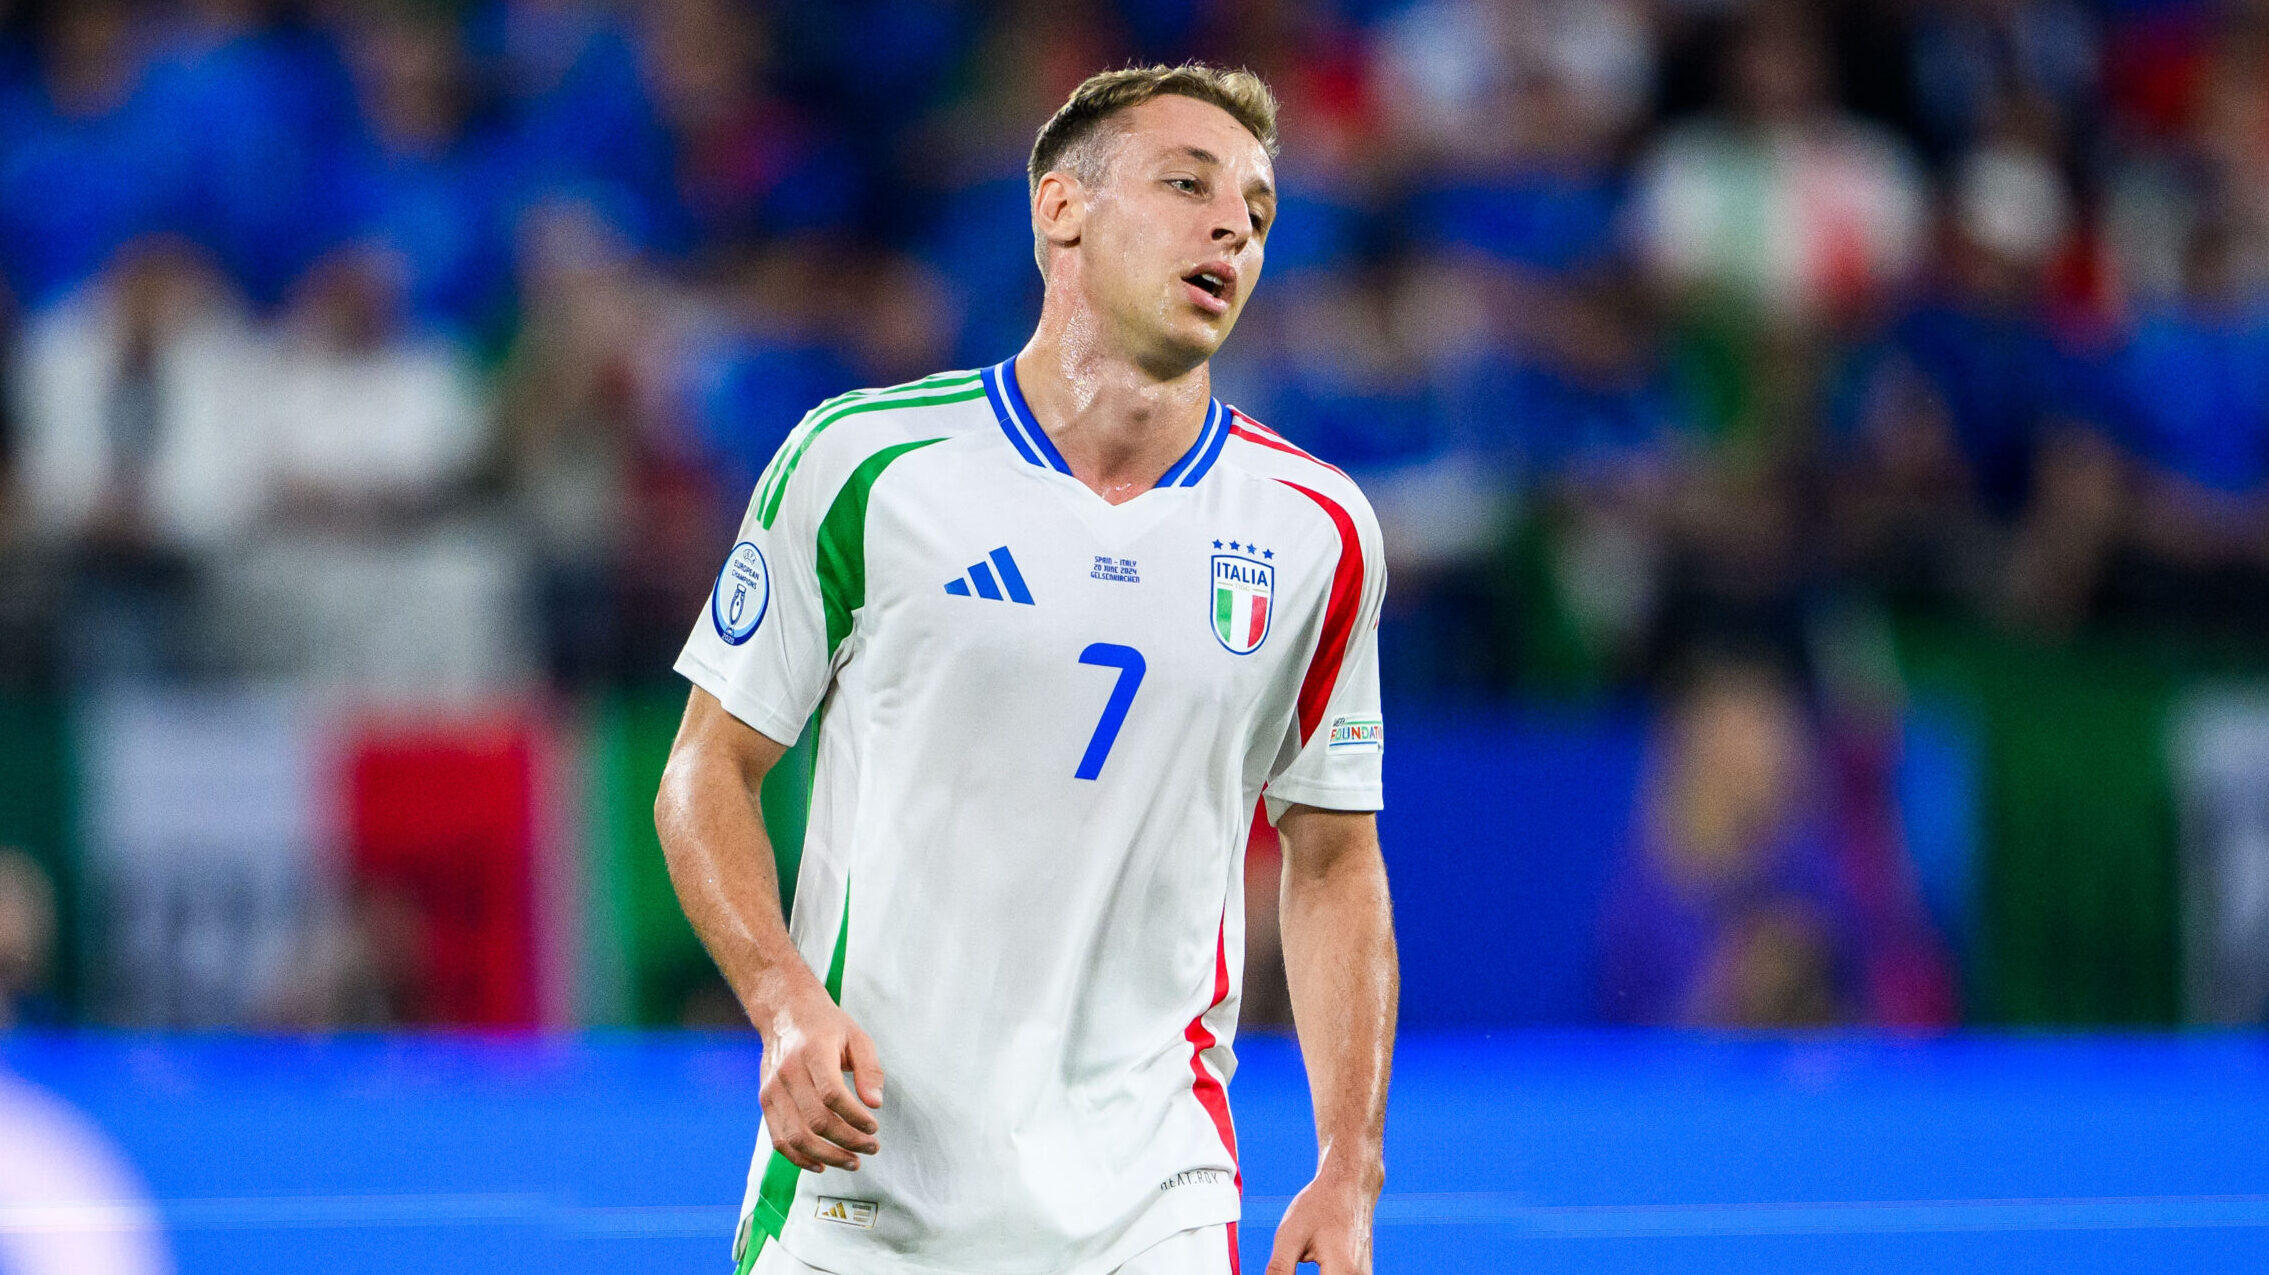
left=751, top=1223, right=1234, bottom=1275
left=676, top=359, right=1387, bottom=1275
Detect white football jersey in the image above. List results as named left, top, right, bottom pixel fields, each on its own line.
left=676, top=359, right=1387, bottom=1275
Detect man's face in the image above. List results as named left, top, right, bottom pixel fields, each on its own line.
left=1054, top=94, right=1276, bottom=373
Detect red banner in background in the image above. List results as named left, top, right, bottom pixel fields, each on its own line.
left=345, top=716, right=540, bottom=1029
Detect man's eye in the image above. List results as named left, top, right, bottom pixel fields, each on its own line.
left=1249, top=210, right=1269, bottom=232
left=1167, top=177, right=1199, bottom=193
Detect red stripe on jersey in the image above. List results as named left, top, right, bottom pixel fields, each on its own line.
left=1227, top=1219, right=1241, bottom=1274
left=1227, top=407, right=1286, bottom=441
left=1227, top=411, right=1350, bottom=480
left=1184, top=913, right=1241, bottom=1191
left=1229, top=407, right=1280, bottom=435
left=1277, top=480, right=1365, bottom=745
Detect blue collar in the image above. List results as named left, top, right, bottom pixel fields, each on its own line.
left=982, top=359, right=1231, bottom=490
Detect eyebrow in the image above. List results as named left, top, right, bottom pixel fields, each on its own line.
left=1166, top=145, right=1276, bottom=202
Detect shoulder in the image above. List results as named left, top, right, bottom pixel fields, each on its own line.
left=1217, top=405, right=1383, bottom=558
left=757, top=369, right=991, bottom=521
left=793, top=368, right=994, bottom=456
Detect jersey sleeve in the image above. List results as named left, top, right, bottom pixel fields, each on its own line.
left=1262, top=489, right=1388, bottom=822
left=674, top=430, right=836, bottom=747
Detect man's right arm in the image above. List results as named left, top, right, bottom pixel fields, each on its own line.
left=655, top=687, right=884, bottom=1172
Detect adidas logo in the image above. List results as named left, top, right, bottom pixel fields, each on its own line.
left=944, top=546, right=1035, bottom=604
left=813, top=1196, right=878, bottom=1229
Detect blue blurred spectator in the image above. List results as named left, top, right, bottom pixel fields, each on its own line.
left=1419, top=166, right=1621, bottom=279
left=906, top=8, right=1126, bottom=368
left=1229, top=271, right=1446, bottom=474
left=1835, top=143, right=2090, bottom=523
left=920, top=172, right=1040, bottom=368
left=671, top=253, right=862, bottom=504
left=314, top=8, right=516, bottom=342
left=635, top=0, right=863, bottom=246
left=1908, top=0, right=2100, bottom=159
left=767, top=0, right=965, bottom=173
left=2028, top=213, right=2269, bottom=631
left=0, top=1, right=187, bottom=313
left=1242, top=28, right=1377, bottom=287
left=471, top=0, right=677, bottom=251
left=144, top=0, right=355, bottom=307
left=1450, top=272, right=1682, bottom=484
left=1384, top=0, right=1646, bottom=276
left=1868, top=303, right=2066, bottom=517
left=2117, top=218, right=2269, bottom=502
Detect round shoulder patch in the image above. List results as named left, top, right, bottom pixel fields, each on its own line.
left=711, top=542, right=771, bottom=645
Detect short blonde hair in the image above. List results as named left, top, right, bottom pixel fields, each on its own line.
left=1028, top=63, right=1280, bottom=195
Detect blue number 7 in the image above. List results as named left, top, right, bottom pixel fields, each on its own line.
left=1074, top=643, right=1146, bottom=780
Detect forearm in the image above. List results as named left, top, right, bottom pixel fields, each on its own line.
left=1276, top=810, right=1397, bottom=1189
left=654, top=698, right=824, bottom=1033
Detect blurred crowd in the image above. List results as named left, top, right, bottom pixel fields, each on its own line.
left=7, top=0, right=2269, bottom=698
left=2, top=0, right=2267, bottom=1030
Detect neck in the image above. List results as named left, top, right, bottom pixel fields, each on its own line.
left=1014, top=304, right=1213, bottom=506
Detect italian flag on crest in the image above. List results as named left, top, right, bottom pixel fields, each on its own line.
left=1212, top=553, right=1274, bottom=654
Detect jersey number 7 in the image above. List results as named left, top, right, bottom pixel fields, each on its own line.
left=1073, top=644, right=1146, bottom=780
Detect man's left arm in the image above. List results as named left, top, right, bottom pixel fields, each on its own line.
left=1266, top=803, right=1397, bottom=1275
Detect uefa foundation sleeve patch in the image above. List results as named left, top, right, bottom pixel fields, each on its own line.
left=711, top=541, right=772, bottom=645
left=1326, top=715, right=1383, bottom=754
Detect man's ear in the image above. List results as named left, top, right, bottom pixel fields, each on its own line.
left=1033, top=171, right=1085, bottom=249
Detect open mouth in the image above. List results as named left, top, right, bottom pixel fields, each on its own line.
left=1182, top=266, right=1233, bottom=314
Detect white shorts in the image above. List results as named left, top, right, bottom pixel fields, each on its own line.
left=746, top=1223, right=1239, bottom=1275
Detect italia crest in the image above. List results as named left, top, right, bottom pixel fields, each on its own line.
left=1211, top=542, right=1274, bottom=655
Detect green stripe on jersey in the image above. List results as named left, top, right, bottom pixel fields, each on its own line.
left=766, top=712, right=818, bottom=924
left=823, top=883, right=850, bottom=998
left=740, top=887, right=854, bottom=1270
left=733, top=427, right=936, bottom=1274
left=753, top=370, right=974, bottom=515
left=733, top=1210, right=761, bottom=1274
left=816, top=438, right=944, bottom=658
left=735, top=434, right=920, bottom=1266
left=758, top=373, right=981, bottom=529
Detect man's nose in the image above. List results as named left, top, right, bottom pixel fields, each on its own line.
left=1210, top=201, right=1251, bottom=248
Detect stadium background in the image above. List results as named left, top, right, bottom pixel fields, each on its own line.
left=2, top=0, right=2269, bottom=1270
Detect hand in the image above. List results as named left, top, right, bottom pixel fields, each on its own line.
left=756, top=980, right=886, bottom=1172
left=1265, top=1167, right=1380, bottom=1275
